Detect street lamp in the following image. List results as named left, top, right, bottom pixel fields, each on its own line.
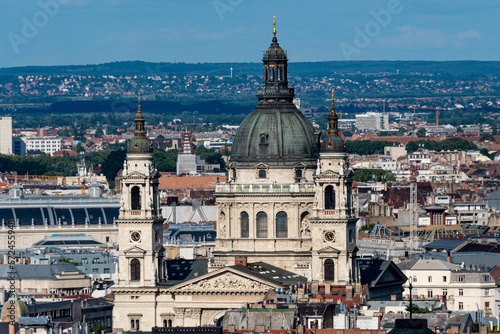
left=408, top=276, right=413, bottom=319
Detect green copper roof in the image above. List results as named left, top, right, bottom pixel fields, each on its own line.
left=230, top=103, right=319, bottom=167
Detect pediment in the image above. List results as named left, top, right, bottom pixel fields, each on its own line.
left=254, top=162, right=269, bottom=169
left=170, top=267, right=278, bottom=292
left=294, top=162, right=308, bottom=168
left=317, top=170, right=340, bottom=178
left=123, top=246, right=147, bottom=255
left=317, top=246, right=341, bottom=254
left=125, top=171, right=146, bottom=178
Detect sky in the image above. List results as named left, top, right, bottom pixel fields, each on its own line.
left=1, top=0, right=499, bottom=67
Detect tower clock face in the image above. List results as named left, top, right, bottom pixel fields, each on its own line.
left=324, top=230, right=335, bottom=243
left=130, top=231, right=142, bottom=243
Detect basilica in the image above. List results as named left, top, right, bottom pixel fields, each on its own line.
left=112, top=20, right=358, bottom=331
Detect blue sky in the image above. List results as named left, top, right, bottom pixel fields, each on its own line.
left=1, top=0, right=499, bottom=67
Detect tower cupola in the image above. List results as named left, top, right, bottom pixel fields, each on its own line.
left=257, top=16, right=295, bottom=103
left=321, top=89, right=345, bottom=153
left=128, top=93, right=153, bottom=154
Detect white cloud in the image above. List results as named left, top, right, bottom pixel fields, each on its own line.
left=396, top=25, right=448, bottom=48
left=455, top=30, right=481, bottom=46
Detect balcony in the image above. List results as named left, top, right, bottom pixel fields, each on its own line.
left=215, top=182, right=315, bottom=194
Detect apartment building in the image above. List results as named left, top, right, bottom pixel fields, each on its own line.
left=399, top=259, right=497, bottom=317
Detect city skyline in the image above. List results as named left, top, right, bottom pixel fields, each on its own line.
left=1, top=0, right=499, bottom=68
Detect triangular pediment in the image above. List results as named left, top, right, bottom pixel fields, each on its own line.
left=125, top=171, right=146, bottom=178
left=254, top=162, right=269, bottom=169
left=170, top=267, right=279, bottom=292
left=317, top=246, right=341, bottom=254
left=294, top=162, right=308, bottom=168
left=317, top=170, right=340, bottom=178
left=123, top=246, right=147, bottom=255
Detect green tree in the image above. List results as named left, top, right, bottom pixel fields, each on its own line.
left=154, top=149, right=178, bottom=172
left=416, top=128, right=426, bottom=137
left=58, top=258, right=79, bottom=266
left=94, top=126, right=104, bottom=138
left=479, top=133, right=495, bottom=142
left=359, top=223, right=375, bottom=232
left=353, top=169, right=396, bottom=182
left=480, top=148, right=491, bottom=159
left=89, top=322, right=107, bottom=333
left=405, top=303, right=429, bottom=314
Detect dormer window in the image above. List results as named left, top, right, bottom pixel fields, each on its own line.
left=260, top=133, right=269, bottom=145
left=259, top=170, right=267, bottom=179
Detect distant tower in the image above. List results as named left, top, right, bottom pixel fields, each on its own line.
left=177, top=131, right=203, bottom=175
left=180, top=131, right=193, bottom=155
left=230, top=67, right=233, bottom=78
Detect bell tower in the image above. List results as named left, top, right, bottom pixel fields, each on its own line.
left=310, top=90, right=357, bottom=284
left=116, top=94, right=165, bottom=287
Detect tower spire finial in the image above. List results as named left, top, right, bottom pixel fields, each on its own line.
left=327, top=89, right=339, bottom=135
left=331, top=88, right=335, bottom=109
left=138, top=92, right=141, bottom=111
left=273, top=15, right=277, bottom=36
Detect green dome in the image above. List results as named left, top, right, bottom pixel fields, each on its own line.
left=321, top=134, right=345, bottom=153
left=230, top=103, right=319, bottom=167
left=128, top=136, right=153, bottom=154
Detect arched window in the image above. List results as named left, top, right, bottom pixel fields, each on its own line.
left=324, top=259, right=335, bottom=281
left=270, top=68, right=274, bottom=82
left=258, top=170, right=267, bottom=179
left=131, top=320, right=135, bottom=329
left=163, top=320, right=167, bottom=328
left=131, top=186, right=141, bottom=210
left=276, top=211, right=288, bottom=238
left=278, top=68, right=282, bottom=82
left=295, top=169, right=303, bottom=179
left=136, top=320, right=140, bottom=331
left=168, top=319, right=173, bottom=327
left=256, top=212, right=268, bottom=238
left=241, top=212, right=249, bottom=238
left=325, top=185, right=335, bottom=210
left=130, top=259, right=140, bottom=281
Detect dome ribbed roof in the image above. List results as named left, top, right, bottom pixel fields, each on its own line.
left=128, top=136, right=153, bottom=154
left=230, top=104, right=319, bottom=167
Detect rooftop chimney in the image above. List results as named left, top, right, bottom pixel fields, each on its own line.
left=235, top=257, right=247, bottom=267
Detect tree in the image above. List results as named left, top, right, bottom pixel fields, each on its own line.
left=353, top=169, right=396, bottom=182
left=89, top=322, right=107, bottom=333
left=94, top=126, right=104, bottom=138
left=479, top=133, right=495, bottom=142
left=416, top=128, right=426, bottom=138
left=480, top=148, right=491, bottom=159
left=359, top=223, right=375, bottom=232
left=154, top=148, right=178, bottom=172
left=405, top=303, right=429, bottom=313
